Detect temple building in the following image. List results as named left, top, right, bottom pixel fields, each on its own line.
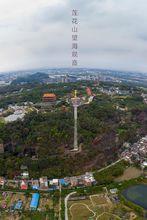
left=42, top=93, right=57, bottom=102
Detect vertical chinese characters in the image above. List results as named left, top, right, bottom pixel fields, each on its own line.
left=72, top=10, right=79, bottom=67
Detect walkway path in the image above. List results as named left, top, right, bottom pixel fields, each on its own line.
left=65, top=192, right=76, bottom=220
left=69, top=202, right=96, bottom=220
left=59, top=183, right=62, bottom=220
left=94, top=158, right=123, bottom=174
left=96, top=212, right=121, bottom=220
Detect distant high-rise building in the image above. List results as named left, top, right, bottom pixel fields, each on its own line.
left=61, top=74, right=69, bottom=83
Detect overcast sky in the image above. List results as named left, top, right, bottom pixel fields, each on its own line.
left=0, top=0, right=147, bottom=72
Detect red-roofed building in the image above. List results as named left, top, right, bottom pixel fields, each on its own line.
left=42, top=93, right=56, bottom=102
left=20, top=180, right=28, bottom=190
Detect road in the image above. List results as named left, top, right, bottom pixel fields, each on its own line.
left=65, top=191, right=76, bottom=220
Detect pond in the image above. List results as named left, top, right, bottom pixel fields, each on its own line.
left=122, top=184, right=147, bottom=209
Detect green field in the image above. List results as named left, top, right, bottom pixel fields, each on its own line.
left=68, top=193, right=135, bottom=220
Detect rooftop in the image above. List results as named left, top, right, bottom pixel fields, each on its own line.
left=43, top=93, right=56, bottom=98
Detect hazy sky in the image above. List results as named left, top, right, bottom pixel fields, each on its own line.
left=0, top=0, right=147, bottom=72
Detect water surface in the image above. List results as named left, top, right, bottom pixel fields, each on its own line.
left=122, top=184, right=147, bottom=209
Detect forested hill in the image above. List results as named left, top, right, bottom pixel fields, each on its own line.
left=11, top=72, right=49, bottom=84
left=0, top=91, right=147, bottom=178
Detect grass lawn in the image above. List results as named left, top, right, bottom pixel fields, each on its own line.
left=69, top=203, right=95, bottom=220
left=90, top=195, right=108, bottom=206
left=97, top=212, right=120, bottom=220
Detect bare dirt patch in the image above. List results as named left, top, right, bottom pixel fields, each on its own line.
left=115, top=167, right=142, bottom=182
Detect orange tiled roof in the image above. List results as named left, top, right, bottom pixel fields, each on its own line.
left=43, top=93, right=56, bottom=98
